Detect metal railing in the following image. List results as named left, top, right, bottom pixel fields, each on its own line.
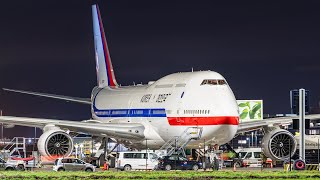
left=156, top=127, right=203, bottom=157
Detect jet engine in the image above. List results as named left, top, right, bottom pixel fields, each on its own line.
left=37, top=129, right=73, bottom=159
left=261, top=128, right=297, bottom=160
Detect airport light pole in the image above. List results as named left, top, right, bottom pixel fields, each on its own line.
left=80, top=144, right=84, bottom=159
left=203, top=139, right=206, bottom=171
left=299, top=89, right=305, bottom=161
left=289, top=138, right=291, bottom=171
left=145, top=139, right=147, bottom=171
left=318, top=139, right=320, bottom=171
left=251, top=132, right=254, bottom=147
left=255, top=131, right=258, bottom=147
left=75, top=144, right=79, bottom=159
left=0, top=110, right=3, bottom=144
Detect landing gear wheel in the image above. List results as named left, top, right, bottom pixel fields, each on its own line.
left=165, top=164, right=172, bottom=171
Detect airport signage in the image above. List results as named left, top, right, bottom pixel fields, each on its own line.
left=237, top=100, right=263, bottom=121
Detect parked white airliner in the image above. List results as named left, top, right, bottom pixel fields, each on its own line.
left=1, top=3, right=319, bottom=160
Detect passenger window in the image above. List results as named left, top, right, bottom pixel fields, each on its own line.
left=238, top=152, right=247, bottom=158
left=76, top=159, right=84, bottom=164
left=150, top=153, right=157, bottom=159
left=169, top=156, right=177, bottom=161
left=140, top=153, right=148, bottom=159
left=246, top=152, right=252, bottom=159
left=62, top=159, right=72, bottom=163
left=133, top=153, right=140, bottom=158
left=254, top=152, right=261, bottom=158
left=124, top=153, right=133, bottom=158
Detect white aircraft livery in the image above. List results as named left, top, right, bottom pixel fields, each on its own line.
left=91, top=3, right=239, bottom=148
left=2, top=3, right=320, bottom=161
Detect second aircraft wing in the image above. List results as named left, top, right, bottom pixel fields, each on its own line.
left=238, top=114, right=320, bottom=133
left=3, top=88, right=91, bottom=105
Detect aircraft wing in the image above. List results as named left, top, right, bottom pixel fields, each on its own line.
left=0, top=116, right=145, bottom=140
left=3, top=88, right=91, bottom=105
left=237, top=114, right=320, bottom=133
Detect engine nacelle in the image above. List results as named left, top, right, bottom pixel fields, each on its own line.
left=261, top=128, right=297, bottom=160
left=38, top=129, right=73, bottom=160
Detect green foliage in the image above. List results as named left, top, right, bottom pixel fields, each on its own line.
left=239, top=101, right=262, bottom=120
left=0, top=170, right=320, bottom=179
left=240, top=108, right=248, bottom=119
left=238, top=103, right=247, bottom=107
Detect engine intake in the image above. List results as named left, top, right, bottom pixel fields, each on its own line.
left=261, top=129, right=297, bottom=160
left=38, top=130, right=73, bottom=159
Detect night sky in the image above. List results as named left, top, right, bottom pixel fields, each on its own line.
left=1, top=0, right=320, bottom=137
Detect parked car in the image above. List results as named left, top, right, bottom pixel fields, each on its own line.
left=158, top=155, right=202, bottom=171
left=53, top=158, right=95, bottom=172
left=0, top=157, right=21, bottom=171
left=115, top=151, right=159, bottom=171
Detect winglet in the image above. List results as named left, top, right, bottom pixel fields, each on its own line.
left=92, top=4, right=118, bottom=88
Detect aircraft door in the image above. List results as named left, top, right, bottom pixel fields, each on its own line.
left=176, top=91, right=184, bottom=125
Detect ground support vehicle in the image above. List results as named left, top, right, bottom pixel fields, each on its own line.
left=116, top=151, right=159, bottom=171
left=0, top=157, right=23, bottom=171
left=53, top=158, right=95, bottom=172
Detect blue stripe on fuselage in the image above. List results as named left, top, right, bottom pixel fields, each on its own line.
left=92, top=88, right=166, bottom=117
left=94, top=108, right=166, bottom=117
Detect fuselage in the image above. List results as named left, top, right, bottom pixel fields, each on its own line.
left=91, top=71, right=239, bottom=149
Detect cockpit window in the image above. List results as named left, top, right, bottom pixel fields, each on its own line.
left=201, top=79, right=227, bottom=86
left=218, top=80, right=227, bottom=85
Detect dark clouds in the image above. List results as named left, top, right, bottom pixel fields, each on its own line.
left=1, top=0, right=320, bottom=137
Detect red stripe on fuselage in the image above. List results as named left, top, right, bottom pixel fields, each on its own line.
left=167, top=116, right=239, bottom=126
left=96, top=5, right=116, bottom=87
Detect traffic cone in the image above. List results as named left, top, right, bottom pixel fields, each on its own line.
left=103, top=161, right=109, bottom=171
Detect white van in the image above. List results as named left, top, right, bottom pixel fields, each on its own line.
left=235, top=148, right=270, bottom=167
left=115, top=151, right=158, bottom=171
